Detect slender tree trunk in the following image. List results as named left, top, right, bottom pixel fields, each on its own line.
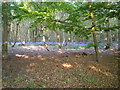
left=105, top=18, right=110, bottom=49
left=34, top=27, right=38, bottom=42
left=42, top=29, right=46, bottom=45
left=105, top=31, right=110, bottom=49
left=2, top=2, right=9, bottom=60
left=118, top=18, right=120, bottom=50
left=12, top=21, right=20, bottom=47
left=62, top=31, right=66, bottom=46
left=110, top=30, right=112, bottom=47
left=56, top=29, right=61, bottom=49
left=32, top=30, right=34, bottom=42
left=89, top=2, right=99, bottom=62
left=41, top=27, right=49, bottom=51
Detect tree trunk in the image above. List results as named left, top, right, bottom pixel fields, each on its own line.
left=12, top=21, right=20, bottom=47
left=56, top=29, right=61, bottom=49
left=62, top=31, right=66, bottom=46
left=2, top=2, right=9, bottom=60
left=89, top=2, right=99, bottom=62
left=42, top=30, right=46, bottom=45
left=105, top=18, right=110, bottom=49
left=34, top=27, right=38, bottom=42
left=105, top=31, right=110, bottom=49
left=118, top=17, right=120, bottom=50
left=41, top=27, right=49, bottom=51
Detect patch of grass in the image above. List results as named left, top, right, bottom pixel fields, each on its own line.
left=47, top=44, right=58, bottom=46
left=2, top=77, right=9, bottom=81
left=14, top=76, right=24, bottom=83
left=26, top=44, right=58, bottom=46
left=86, top=77, right=95, bottom=82
left=86, top=43, right=104, bottom=48
left=114, top=48, right=120, bottom=51
left=3, top=75, right=25, bottom=87
left=62, top=46, right=86, bottom=49
left=40, top=79, right=46, bottom=84
left=79, top=73, right=86, bottom=77
left=26, top=44, right=43, bottom=46
left=29, top=78, right=35, bottom=83
left=21, top=84, right=39, bottom=88
left=79, top=46, right=87, bottom=49
left=39, top=79, right=46, bottom=87
left=3, top=78, right=15, bottom=87
left=64, top=77, right=72, bottom=83
left=21, top=78, right=39, bottom=88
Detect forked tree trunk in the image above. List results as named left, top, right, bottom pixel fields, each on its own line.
left=89, top=2, right=99, bottom=62
left=2, top=2, right=9, bottom=60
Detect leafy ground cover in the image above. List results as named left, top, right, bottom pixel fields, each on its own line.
left=2, top=46, right=119, bottom=88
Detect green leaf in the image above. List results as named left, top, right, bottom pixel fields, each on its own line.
left=79, top=73, right=86, bottom=77
left=86, top=78, right=95, bottom=82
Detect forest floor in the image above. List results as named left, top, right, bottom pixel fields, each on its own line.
left=2, top=46, right=120, bottom=88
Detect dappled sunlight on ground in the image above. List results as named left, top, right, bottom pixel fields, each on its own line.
left=21, top=46, right=47, bottom=51
left=99, top=49, right=104, bottom=53
left=58, top=49, right=64, bottom=54
left=88, top=65, right=112, bottom=76
left=21, top=46, right=31, bottom=50
left=62, top=63, right=73, bottom=68
left=37, top=55, right=46, bottom=60
left=26, top=68, right=35, bottom=72
left=15, top=54, right=29, bottom=59
left=29, top=63, right=36, bottom=67
left=2, top=46, right=118, bottom=88
left=75, top=55, right=82, bottom=58
left=15, top=54, right=46, bottom=61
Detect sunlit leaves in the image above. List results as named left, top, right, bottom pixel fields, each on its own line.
left=5, top=2, right=119, bottom=39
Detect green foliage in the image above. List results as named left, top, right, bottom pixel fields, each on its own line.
left=3, top=75, right=25, bottom=87
left=47, top=44, right=58, bottom=46
left=79, top=73, right=86, bottom=77
left=21, top=78, right=38, bottom=88
left=62, top=46, right=82, bottom=49
left=86, top=43, right=94, bottom=48
left=21, top=84, right=38, bottom=88
left=26, top=44, right=43, bottom=46
left=5, top=2, right=119, bottom=42
left=86, top=43, right=104, bottom=48
left=14, top=76, right=24, bottom=83
left=64, top=77, right=72, bottom=83
left=86, top=77, right=95, bottom=82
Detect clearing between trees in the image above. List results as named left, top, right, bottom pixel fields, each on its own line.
left=2, top=46, right=119, bottom=88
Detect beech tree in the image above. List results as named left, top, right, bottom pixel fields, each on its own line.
left=2, top=2, right=9, bottom=60
left=2, top=1, right=119, bottom=61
